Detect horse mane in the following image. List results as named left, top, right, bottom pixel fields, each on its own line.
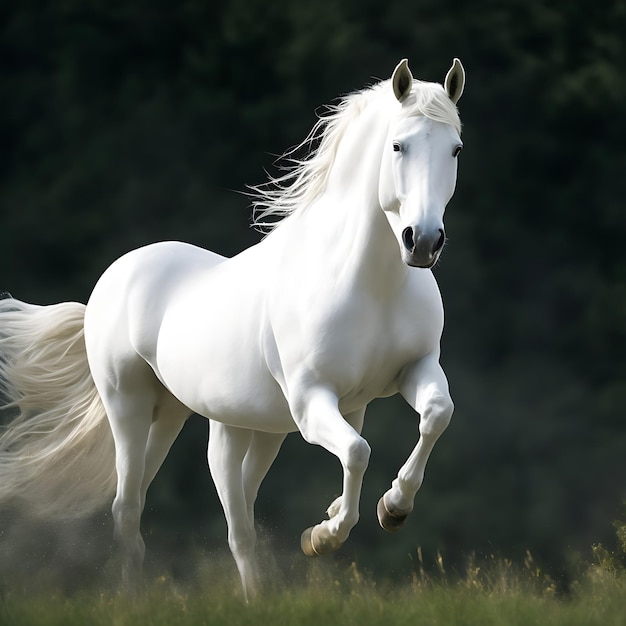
left=250, top=78, right=462, bottom=232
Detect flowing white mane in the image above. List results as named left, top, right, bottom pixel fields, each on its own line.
left=251, top=78, right=462, bottom=231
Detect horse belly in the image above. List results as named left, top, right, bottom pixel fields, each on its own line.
left=155, top=297, right=295, bottom=433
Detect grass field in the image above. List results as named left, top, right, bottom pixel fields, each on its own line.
left=1, top=548, right=625, bottom=626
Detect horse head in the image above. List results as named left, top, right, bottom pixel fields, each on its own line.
left=379, top=58, right=465, bottom=268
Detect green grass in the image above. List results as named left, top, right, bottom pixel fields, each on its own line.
left=1, top=553, right=625, bottom=626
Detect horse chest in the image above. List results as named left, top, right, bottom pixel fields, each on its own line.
left=277, top=287, right=440, bottom=407
left=324, top=312, right=420, bottom=384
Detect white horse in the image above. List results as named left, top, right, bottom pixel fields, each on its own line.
left=0, top=58, right=465, bottom=600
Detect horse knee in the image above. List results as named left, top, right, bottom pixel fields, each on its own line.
left=420, top=393, right=453, bottom=439
left=345, top=437, right=371, bottom=474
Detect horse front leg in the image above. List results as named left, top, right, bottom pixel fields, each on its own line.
left=377, top=353, right=453, bottom=532
left=322, top=407, right=366, bottom=522
left=292, top=389, right=371, bottom=556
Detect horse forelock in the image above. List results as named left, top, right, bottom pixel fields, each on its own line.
left=400, top=80, right=462, bottom=135
left=251, top=78, right=461, bottom=232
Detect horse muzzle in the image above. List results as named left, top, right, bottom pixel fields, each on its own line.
left=401, top=225, right=446, bottom=268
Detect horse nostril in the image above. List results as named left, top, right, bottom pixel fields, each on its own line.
left=402, top=227, right=415, bottom=252
left=433, top=229, right=445, bottom=253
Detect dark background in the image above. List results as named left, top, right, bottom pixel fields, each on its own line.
left=1, top=0, right=625, bottom=588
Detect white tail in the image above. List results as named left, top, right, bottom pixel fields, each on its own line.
left=0, top=297, right=116, bottom=518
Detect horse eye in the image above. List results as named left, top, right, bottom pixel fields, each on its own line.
left=453, top=145, right=463, bottom=157
left=392, top=142, right=402, bottom=153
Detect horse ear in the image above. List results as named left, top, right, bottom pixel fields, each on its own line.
left=444, top=58, right=465, bottom=104
left=392, top=59, right=413, bottom=103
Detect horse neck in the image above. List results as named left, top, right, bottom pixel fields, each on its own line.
left=301, top=101, right=408, bottom=291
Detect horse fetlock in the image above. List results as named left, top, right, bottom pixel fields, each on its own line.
left=120, top=546, right=145, bottom=595
left=377, top=493, right=412, bottom=533
left=326, top=496, right=343, bottom=519
left=236, top=562, right=260, bottom=604
left=300, top=523, right=344, bottom=557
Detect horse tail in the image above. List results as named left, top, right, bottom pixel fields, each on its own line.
left=0, top=296, right=116, bottom=518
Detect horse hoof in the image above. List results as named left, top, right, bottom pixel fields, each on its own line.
left=301, top=527, right=319, bottom=557
left=300, top=525, right=343, bottom=556
left=377, top=495, right=409, bottom=533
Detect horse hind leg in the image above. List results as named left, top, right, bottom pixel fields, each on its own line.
left=101, top=390, right=155, bottom=591
left=240, top=429, right=286, bottom=589
left=208, top=421, right=263, bottom=602
left=107, top=385, right=189, bottom=591
left=139, top=393, right=191, bottom=512
left=242, top=430, right=286, bottom=527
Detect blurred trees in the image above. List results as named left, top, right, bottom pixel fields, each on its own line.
left=1, top=0, right=626, bottom=584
